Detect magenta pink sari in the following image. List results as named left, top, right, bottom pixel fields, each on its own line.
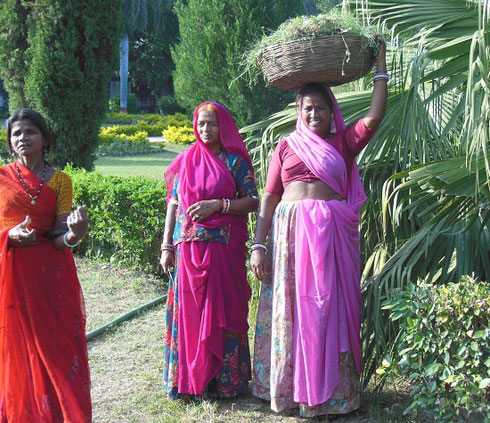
left=285, top=88, right=365, bottom=406
left=164, top=102, right=252, bottom=395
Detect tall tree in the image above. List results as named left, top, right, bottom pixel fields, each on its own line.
left=0, top=0, right=122, bottom=169
left=0, top=0, right=30, bottom=109
left=172, top=0, right=303, bottom=127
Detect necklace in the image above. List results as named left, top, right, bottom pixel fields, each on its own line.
left=15, top=162, right=47, bottom=206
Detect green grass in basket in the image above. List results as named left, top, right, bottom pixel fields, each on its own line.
left=243, top=9, right=379, bottom=84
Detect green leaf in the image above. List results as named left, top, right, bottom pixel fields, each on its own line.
left=425, top=362, right=442, bottom=376
left=479, top=378, right=490, bottom=389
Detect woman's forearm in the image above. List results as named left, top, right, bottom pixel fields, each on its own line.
left=227, top=197, right=259, bottom=215
left=364, top=41, right=388, bottom=130
left=254, top=192, right=281, bottom=244
left=162, top=202, right=178, bottom=245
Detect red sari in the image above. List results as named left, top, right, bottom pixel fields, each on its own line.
left=0, top=163, right=91, bottom=422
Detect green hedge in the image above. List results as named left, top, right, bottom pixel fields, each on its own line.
left=383, top=276, right=490, bottom=422
left=66, top=166, right=167, bottom=273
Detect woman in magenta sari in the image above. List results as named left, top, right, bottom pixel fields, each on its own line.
left=0, top=109, right=91, bottom=422
left=161, top=102, right=259, bottom=399
left=250, top=41, right=388, bottom=417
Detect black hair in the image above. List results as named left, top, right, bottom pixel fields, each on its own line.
left=296, top=82, right=333, bottom=112
left=7, top=109, right=54, bottom=155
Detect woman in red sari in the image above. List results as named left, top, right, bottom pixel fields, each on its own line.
left=160, top=102, right=258, bottom=399
left=0, top=109, right=91, bottom=422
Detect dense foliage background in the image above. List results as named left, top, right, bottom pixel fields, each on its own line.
left=0, top=0, right=122, bottom=169
left=171, top=0, right=303, bottom=127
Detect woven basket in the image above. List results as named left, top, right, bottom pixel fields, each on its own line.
left=258, top=35, right=375, bottom=90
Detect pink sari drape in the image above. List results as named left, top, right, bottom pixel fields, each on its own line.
left=164, top=102, right=252, bottom=395
left=285, top=88, right=365, bottom=406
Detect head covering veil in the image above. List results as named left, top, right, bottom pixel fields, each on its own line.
left=164, top=102, right=252, bottom=228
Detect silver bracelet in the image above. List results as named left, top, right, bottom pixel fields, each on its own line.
left=222, top=198, right=231, bottom=214
left=373, top=73, right=389, bottom=82
left=251, top=243, right=267, bottom=252
left=63, top=232, right=80, bottom=248
left=160, top=243, right=174, bottom=252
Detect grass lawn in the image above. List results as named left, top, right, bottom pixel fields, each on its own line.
left=94, top=143, right=187, bottom=179
left=78, top=257, right=413, bottom=422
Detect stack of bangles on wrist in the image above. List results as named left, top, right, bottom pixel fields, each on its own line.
left=374, top=68, right=389, bottom=82
left=160, top=243, right=174, bottom=253
left=221, top=198, right=230, bottom=214
left=251, top=242, right=267, bottom=253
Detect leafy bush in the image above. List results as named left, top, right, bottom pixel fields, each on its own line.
left=172, top=0, right=299, bottom=127
left=134, top=120, right=166, bottom=136
left=162, top=112, right=192, bottom=128
left=99, top=126, right=144, bottom=143
left=0, top=129, right=8, bottom=161
left=109, top=93, right=138, bottom=114
left=157, top=95, right=185, bottom=115
left=383, top=276, right=490, bottom=422
left=162, top=126, right=194, bottom=145
left=66, top=165, right=167, bottom=273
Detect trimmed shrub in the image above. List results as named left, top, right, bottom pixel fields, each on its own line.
left=109, top=93, right=138, bottom=114
left=66, top=166, right=167, bottom=273
left=162, top=126, right=194, bottom=145
left=383, top=276, right=490, bottom=422
left=99, top=126, right=143, bottom=143
left=162, top=112, right=192, bottom=128
left=157, top=95, right=185, bottom=115
left=99, top=123, right=164, bottom=141
left=134, top=120, right=166, bottom=136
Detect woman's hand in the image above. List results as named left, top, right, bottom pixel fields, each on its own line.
left=8, top=215, right=38, bottom=247
left=250, top=249, right=269, bottom=282
left=160, top=250, right=175, bottom=274
left=186, top=199, right=222, bottom=223
left=66, top=205, right=89, bottom=240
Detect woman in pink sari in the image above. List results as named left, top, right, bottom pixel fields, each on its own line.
left=160, top=102, right=259, bottom=399
left=250, top=41, right=388, bottom=417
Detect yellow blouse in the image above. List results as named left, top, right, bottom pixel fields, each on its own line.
left=46, top=171, right=73, bottom=215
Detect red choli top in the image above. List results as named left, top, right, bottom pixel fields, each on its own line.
left=265, top=118, right=376, bottom=197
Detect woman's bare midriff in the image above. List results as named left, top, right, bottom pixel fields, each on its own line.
left=281, top=180, right=344, bottom=201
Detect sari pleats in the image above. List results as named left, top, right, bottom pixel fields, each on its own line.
left=253, top=201, right=361, bottom=417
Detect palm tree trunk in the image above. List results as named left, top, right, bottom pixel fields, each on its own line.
left=119, top=32, right=129, bottom=113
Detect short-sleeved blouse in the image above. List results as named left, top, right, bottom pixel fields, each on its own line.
left=47, top=171, right=73, bottom=215
left=265, top=118, right=375, bottom=197
left=171, top=150, right=258, bottom=245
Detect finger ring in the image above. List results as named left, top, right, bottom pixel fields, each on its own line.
left=195, top=214, right=199, bottom=219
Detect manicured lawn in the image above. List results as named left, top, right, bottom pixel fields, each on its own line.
left=94, top=143, right=187, bottom=179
